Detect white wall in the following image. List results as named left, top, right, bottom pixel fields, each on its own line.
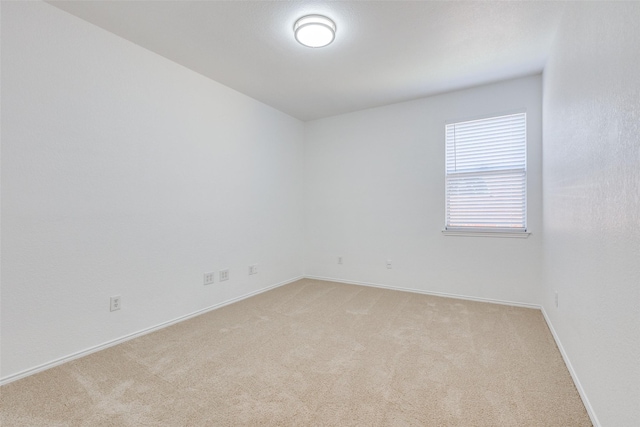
left=304, top=75, right=542, bottom=305
left=1, top=2, right=304, bottom=380
left=541, top=3, right=640, bottom=426
left=5, top=7, right=638, bottom=426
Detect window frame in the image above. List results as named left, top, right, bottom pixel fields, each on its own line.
left=442, top=110, right=530, bottom=238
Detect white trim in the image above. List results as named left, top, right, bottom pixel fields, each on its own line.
left=540, top=306, right=600, bottom=427
left=445, top=108, right=528, bottom=125
left=304, top=275, right=539, bottom=309
left=442, top=230, right=531, bottom=238
left=0, top=275, right=303, bottom=386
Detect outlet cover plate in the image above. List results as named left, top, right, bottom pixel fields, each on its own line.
left=220, top=269, right=229, bottom=282
left=110, top=296, right=121, bottom=312
left=204, top=272, right=215, bottom=285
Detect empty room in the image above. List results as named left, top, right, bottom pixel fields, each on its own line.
left=1, top=1, right=638, bottom=426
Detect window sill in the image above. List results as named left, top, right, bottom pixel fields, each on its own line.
left=442, top=230, right=530, bottom=239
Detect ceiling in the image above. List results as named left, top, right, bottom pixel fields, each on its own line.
left=47, top=1, right=566, bottom=121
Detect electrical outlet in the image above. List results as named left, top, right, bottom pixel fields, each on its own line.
left=338, top=256, right=343, bottom=264
left=110, top=296, right=121, bottom=312
left=220, top=269, right=229, bottom=282
left=386, top=260, right=392, bottom=269
left=248, top=264, right=258, bottom=275
left=555, top=290, right=559, bottom=308
left=204, top=272, right=215, bottom=285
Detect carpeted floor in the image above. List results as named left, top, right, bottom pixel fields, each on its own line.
left=0, top=279, right=591, bottom=426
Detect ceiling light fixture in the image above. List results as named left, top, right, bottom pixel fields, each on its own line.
left=294, top=15, right=336, bottom=48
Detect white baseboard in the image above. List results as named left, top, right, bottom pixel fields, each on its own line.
left=0, top=275, right=303, bottom=386
left=304, top=275, right=541, bottom=309
left=540, top=306, right=600, bottom=427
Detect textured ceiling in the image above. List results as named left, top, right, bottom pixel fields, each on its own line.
left=47, top=1, right=566, bottom=121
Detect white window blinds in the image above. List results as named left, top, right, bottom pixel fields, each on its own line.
left=445, top=113, right=527, bottom=232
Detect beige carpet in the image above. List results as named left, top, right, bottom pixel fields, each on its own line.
left=1, top=279, right=591, bottom=426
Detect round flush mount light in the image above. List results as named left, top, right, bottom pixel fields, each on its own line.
left=294, top=15, right=336, bottom=48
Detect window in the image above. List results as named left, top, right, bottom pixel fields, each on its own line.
left=445, top=112, right=527, bottom=234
